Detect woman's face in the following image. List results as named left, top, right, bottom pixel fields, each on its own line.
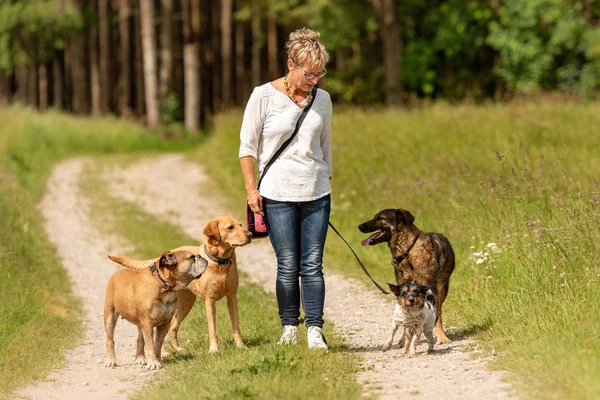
left=290, top=60, right=326, bottom=93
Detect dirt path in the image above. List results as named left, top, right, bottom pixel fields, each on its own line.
left=14, top=159, right=157, bottom=400
left=15, top=154, right=516, bottom=399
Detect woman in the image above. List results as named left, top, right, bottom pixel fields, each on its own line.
left=239, top=28, right=332, bottom=349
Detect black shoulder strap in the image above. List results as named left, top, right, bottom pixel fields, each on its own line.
left=257, top=86, right=318, bottom=190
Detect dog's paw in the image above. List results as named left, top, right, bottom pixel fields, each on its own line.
left=235, top=342, right=247, bottom=349
left=134, top=355, right=147, bottom=365
left=381, top=342, right=392, bottom=352
left=145, top=359, right=162, bottom=370
left=104, top=358, right=117, bottom=368
left=209, top=344, right=219, bottom=353
left=436, top=337, right=451, bottom=345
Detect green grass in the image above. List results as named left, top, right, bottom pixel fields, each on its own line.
left=189, top=101, right=600, bottom=400
left=80, top=160, right=363, bottom=400
left=3, top=101, right=600, bottom=399
left=0, top=106, right=200, bottom=394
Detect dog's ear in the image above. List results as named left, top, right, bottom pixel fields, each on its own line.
left=159, top=251, right=178, bottom=269
left=422, top=285, right=436, bottom=303
left=388, top=283, right=401, bottom=296
left=395, top=209, right=415, bottom=226
left=203, top=220, right=221, bottom=242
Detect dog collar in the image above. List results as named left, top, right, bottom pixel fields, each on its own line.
left=150, top=261, right=170, bottom=291
left=203, top=245, right=232, bottom=265
left=392, top=235, right=420, bottom=267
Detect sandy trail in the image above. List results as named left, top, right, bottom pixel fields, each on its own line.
left=15, top=154, right=515, bottom=399
left=15, top=159, right=157, bottom=400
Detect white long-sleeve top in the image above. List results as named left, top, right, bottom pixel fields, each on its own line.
left=238, top=83, right=332, bottom=202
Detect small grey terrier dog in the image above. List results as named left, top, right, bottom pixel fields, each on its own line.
left=382, top=281, right=437, bottom=356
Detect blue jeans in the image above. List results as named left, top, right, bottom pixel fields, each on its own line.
left=263, top=194, right=331, bottom=328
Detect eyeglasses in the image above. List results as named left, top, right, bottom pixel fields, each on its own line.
left=293, top=61, right=327, bottom=80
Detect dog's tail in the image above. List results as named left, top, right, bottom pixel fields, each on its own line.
left=108, top=255, right=157, bottom=271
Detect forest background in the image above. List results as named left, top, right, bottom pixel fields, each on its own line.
left=1, top=0, right=599, bottom=131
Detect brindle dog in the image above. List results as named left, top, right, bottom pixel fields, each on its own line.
left=358, top=208, right=455, bottom=343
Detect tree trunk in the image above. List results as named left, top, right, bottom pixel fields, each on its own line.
left=182, top=0, right=201, bottom=130
left=251, top=3, right=261, bottom=88
left=267, top=10, right=278, bottom=79
left=0, top=71, right=10, bottom=104
left=133, top=1, right=145, bottom=116
left=39, top=64, right=49, bottom=111
left=69, top=34, right=89, bottom=114
left=99, top=0, right=111, bottom=112
left=90, top=15, right=102, bottom=116
left=15, top=65, right=28, bottom=105
left=211, top=0, right=221, bottom=109
left=234, top=7, right=247, bottom=103
left=140, top=0, right=159, bottom=128
left=159, top=0, right=174, bottom=103
left=220, top=0, right=232, bottom=105
left=118, top=0, right=133, bottom=117
left=372, top=0, right=402, bottom=106
left=53, top=55, right=64, bottom=109
left=28, top=63, right=39, bottom=108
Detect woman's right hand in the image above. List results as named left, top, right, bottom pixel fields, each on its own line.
left=247, top=188, right=264, bottom=216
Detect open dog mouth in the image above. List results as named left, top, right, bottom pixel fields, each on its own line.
left=360, top=230, right=390, bottom=246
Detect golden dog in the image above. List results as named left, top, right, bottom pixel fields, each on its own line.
left=104, top=250, right=207, bottom=370
left=109, top=216, right=252, bottom=353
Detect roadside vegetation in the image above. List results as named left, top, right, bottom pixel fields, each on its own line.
left=193, top=100, right=600, bottom=400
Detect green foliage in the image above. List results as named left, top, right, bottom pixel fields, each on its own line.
left=160, top=91, right=183, bottom=125
left=487, top=0, right=596, bottom=95
left=0, top=0, right=82, bottom=71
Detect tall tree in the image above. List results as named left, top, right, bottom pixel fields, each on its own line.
left=267, top=8, right=277, bottom=79
left=39, top=63, right=48, bottom=110
left=221, top=0, right=232, bottom=105
left=372, top=0, right=402, bottom=106
left=52, top=54, right=64, bottom=109
left=251, top=3, right=261, bottom=88
left=182, top=0, right=201, bottom=130
left=90, top=3, right=101, bottom=116
left=119, top=0, right=133, bottom=117
left=99, top=0, right=111, bottom=112
left=139, top=0, right=159, bottom=129
left=234, top=0, right=248, bottom=104
left=159, top=0, right=174, bottom=103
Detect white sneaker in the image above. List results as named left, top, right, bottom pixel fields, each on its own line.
left=307, top=326, right=328, bottom=350
left=277, top=325, right=298, bottom=345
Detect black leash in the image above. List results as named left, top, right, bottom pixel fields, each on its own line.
left=328, top=222, right=390, bottom=295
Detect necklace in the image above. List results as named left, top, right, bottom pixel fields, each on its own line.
left=283, top=74, right=313, bottom=109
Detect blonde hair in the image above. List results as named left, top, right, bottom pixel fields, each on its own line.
left=285, top=28, right=330, bottom=69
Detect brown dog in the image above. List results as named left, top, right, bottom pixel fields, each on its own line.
left=104, top=250, right=208, bottom=369
left=109, top=216, right=252, bottom=353
left=358, top=208, right=455, bottom=343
